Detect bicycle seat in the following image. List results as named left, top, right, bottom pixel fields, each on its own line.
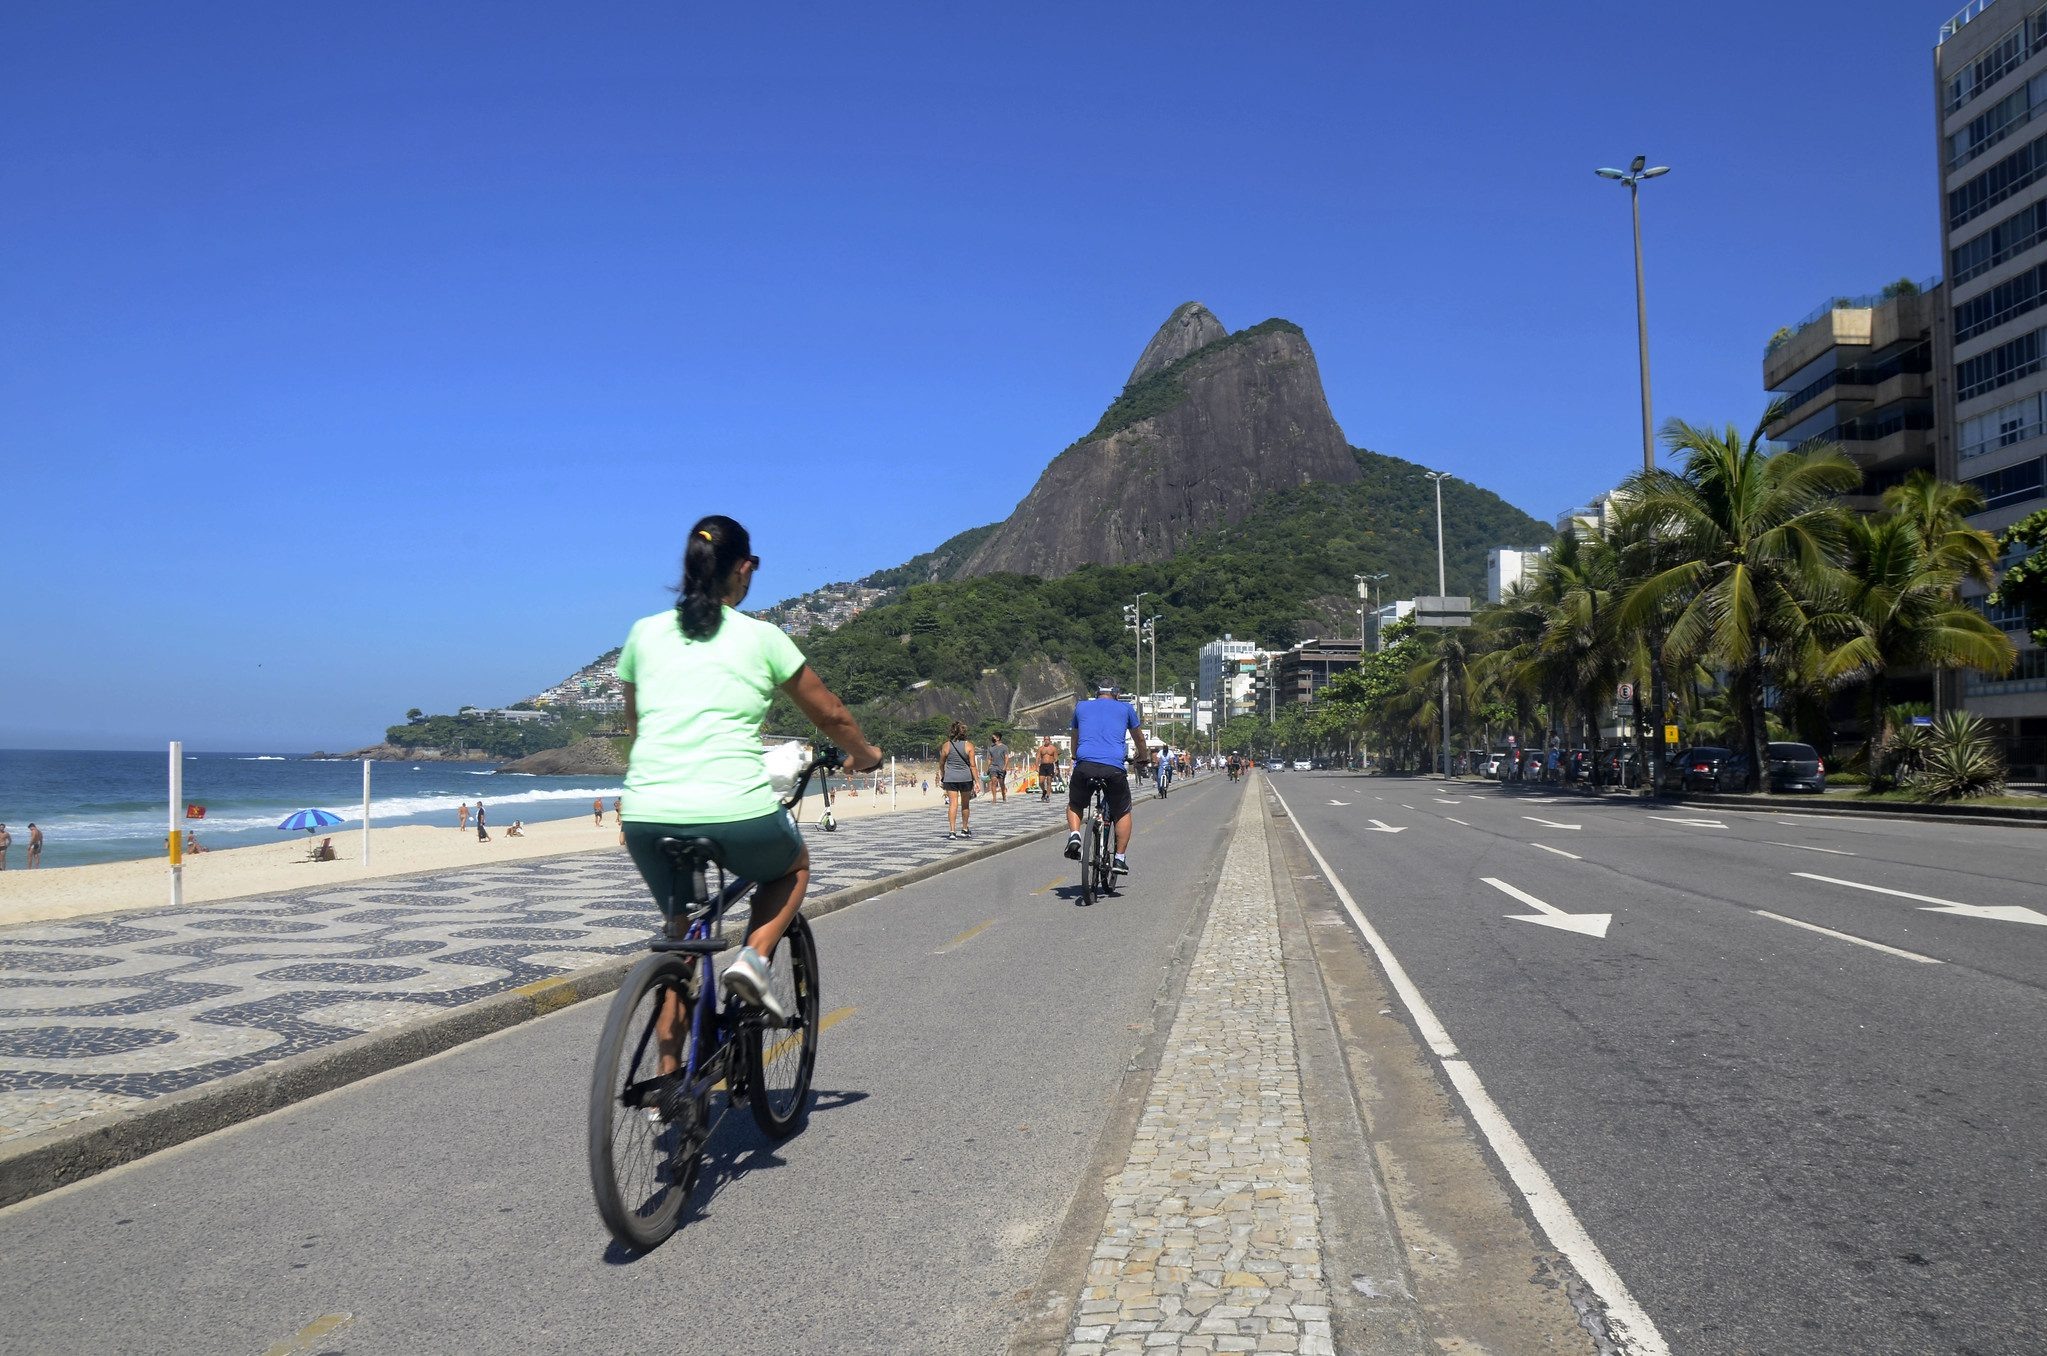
left=655, top=836, right=726, bottom=869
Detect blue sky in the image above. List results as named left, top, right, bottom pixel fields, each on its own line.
left=2, top=0, right=1958, bottom=749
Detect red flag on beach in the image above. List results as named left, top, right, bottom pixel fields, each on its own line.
left=186, top=804, right=206, bottom=818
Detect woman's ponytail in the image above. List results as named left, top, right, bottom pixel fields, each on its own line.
left=675, top=515, right=752, bottom=640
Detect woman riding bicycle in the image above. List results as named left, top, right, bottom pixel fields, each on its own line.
left=618, top=515, right=882, bottom=1045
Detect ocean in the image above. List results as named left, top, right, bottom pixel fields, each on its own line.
left=0, top=749, right=627, bottom=869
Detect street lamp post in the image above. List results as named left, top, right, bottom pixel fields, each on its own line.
left=1596, top=154, right=1670, bottom=791
left=1130, top=593, right=1149, bottom=704
left=1424, top=472, right=1453, bottom=779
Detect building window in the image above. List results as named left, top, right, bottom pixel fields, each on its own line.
left=1949, top=72, right=2047, bottom=169
left=1955, top=262, right=2047, bottom=341
left=1950, top=198, right=2047, bottom=284
left=1964, top=645, right=2047, bottom=696
left=1948, top=129, right=2047, bottom=231
left=1956, top=327, right=2046, bottom=401
left=1964, top=454, right=2046, bottom=509
left=1960, top=392, right=2045, bottom=459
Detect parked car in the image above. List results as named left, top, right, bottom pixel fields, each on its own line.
left=1484, top=751, right=1510, bottom=779
left=1599, top=747, right=1644, bottom=788
left=1678, top=745, right=1749, bottom=793
left=1519, top=749, right=1548, bottom=782
left=1765, top=741, right=1827, bottom=793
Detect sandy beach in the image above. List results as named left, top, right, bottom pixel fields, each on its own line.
left=0, top=773, right=991, bottom=928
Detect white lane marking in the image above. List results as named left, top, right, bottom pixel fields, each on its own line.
left=1481, top=876, right=1611, bottom=938
left=1792, top=872, right=2047, bottom=926
left=1434, top=797, right=1463, bottom=804
left=1328, top=799, right=1350, bottom=806
left=1271, top=784, right=1668, bottom=1355
left=1762, top=841, right=1855, bottom=856
left=1400, top=804, right=1417, bottom=810
left=1443, top=817, right=1471, bottom=826
left=1521, top=815, right=1582, bottom=831
left=1363, top=819, right=1407, bottom=834
left=1648, top=814, right=1726, bottom=829
left=1530, top=842, right=1582, bottom=860
left=1752, top=910, right=1943, bottom=964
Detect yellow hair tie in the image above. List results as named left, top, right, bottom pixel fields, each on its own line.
left=696, top=530, right=713, bottom=543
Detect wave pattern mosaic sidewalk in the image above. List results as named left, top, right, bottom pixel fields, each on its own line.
left=0, top=795, right=1062, bottom=1144
left=1064, top=790, right=1332, bottom=1356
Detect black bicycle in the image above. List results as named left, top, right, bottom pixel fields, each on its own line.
left=1078, top=777, right=1116, bottom=906
left=587, top=750, right=838, bottom=1251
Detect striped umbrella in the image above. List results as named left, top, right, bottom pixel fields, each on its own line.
left=277, top=808, right=345, bottom=834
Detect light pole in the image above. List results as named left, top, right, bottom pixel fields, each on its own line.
left=1424, top=471, right=1453, bottom=779
left=1596, top=154, right=1670, bottom=790
left=1143, top=617, right=1158, bottom=728
left=1129, top=593, right=1149, bottom=703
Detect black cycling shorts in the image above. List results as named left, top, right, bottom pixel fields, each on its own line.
left=1067, top=759, right=1132, bottom=821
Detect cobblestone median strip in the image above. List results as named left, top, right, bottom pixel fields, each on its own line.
left=0, top=796, right=1067, bottom=1204
left=1064, top=789, right=1333, bottom=1356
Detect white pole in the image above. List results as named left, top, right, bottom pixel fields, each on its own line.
left=168, top=741, right=184, bottom=908
left=361, top=758, right=372, bottom=865
left=890, top=755, right=897, bottom=810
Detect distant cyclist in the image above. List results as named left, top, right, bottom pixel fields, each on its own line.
left=1153, top=740, right=1172, bottom=798
left=1226, top=753, right=1241, bottom=782
left=1064, top=680, right=1147, bottom=876
left=619, top=515, right=883, bottom=1035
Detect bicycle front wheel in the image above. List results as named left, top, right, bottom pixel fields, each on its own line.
left=744, top=914, right=821, bottom=1136
left=1079, top=811, right=1098, bottom=905
left=588, top=953, right=702, bottom=1251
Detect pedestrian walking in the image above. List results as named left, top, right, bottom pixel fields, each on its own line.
left=26, top=823, right=42, bottom=868
left=457, top=802, right=470, bottom=830
left=0, top=823, right=10, bottom=869
left=939, top=721, right=979, bottom=839
left=593, top=797, right=604, bottom=825
left=1036, top=734, right=1061, bottom=802
left=476, top=802, right=490, bottom=842
left=987, top=732, right=1010, bottom=803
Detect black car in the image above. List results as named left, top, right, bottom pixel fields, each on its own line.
left=1765, top=741, right=1827, bottom=793
left=1678, top=745, right=1749, bottom=793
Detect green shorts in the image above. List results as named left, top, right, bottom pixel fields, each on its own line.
left=624, top=811, right=806, bottom=918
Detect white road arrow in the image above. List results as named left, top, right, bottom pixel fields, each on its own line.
left=1649, top=814, right=1726, bottom=829
left=1363, top=819, right=1407, bottom=834
left=1521, top=815, right=1582, bottom=831
left=1793, top=872, right=2047, bottom=926
left=1328, top=799, right=1350, bottom=806
left=1483, top=877, right=1611, bottom=938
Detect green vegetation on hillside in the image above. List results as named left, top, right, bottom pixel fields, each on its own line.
left=861, top=521, right=1001, bottom=591
left=384, top=707, right=616, bottom=760
left=781, top=446, right=1551, bottom=747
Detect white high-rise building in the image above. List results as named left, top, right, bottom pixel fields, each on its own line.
left=1487, top=546, right=1547, bottom=603
left=1198, top=635, right=1260, bottom=703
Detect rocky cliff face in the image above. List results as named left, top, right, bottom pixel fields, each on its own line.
left=960, top=306, right=1360, bottom=579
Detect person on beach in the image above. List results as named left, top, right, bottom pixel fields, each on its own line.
left=26, top=824, right=42, bottom=867
left=612, top=797, right=621, bottom=824
left=592, top=798, right=604, bottom=826
left=0, top=823, right=10, bottom=868
left=508, top=821, right=526, bottom=837
left=458, top=802, right=470, bottom=830
left=619, top=514, right=881, bottom=1059
left=187, top=829, right=208, bottom=854
left=939, top=721, right=979, bottom=839
left=314, top=837, right=337, bottom=861
left=476, top=802, right=490, bottom=842
left=1036, top=735, right=1061, bottom=801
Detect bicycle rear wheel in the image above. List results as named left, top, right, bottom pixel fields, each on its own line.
left=743, top=913, right=821, bottom=1136
left=1079, top=809, right=1098, bottom=905
left=1095, top=816, right=1115, bottom=895
left=588, top=953, right=703, bottom=1251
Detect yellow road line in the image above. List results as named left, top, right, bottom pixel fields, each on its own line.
left=934, top=918, right=998, bottom=953
left=512, top=975, right=583, bottom=1014
left=262, top=1314, right=355, bottom=1356
left=762, top=1005, right=856, bottom=1066
left=1031, top=876, right=1067, bottom=895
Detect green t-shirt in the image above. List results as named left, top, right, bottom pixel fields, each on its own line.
left=617, top=607, right=807, bottom=824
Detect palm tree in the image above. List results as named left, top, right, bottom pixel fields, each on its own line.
left=1823, top=512, right=2014, bottom=772
left=1621, top=408, right=1858, bottom=791
left=1880, top=470, right=1998, bottom=585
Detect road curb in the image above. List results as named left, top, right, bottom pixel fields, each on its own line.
left=0, top=818, right=1068, bottom=1211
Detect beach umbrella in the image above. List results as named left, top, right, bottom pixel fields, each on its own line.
left=277, top=808, right=345, bottom=834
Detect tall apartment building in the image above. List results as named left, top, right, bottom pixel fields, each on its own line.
left=1487, top=546, right=1546, bottom=603
left=1936, top=0, right=2047, bottom=779
left=1762, top=284, right=1938, bottom=508
left=1197, top=636, right=1260, bottom=705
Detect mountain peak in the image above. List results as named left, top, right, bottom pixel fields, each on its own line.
left=1128, top=302, right=1228, bottom=382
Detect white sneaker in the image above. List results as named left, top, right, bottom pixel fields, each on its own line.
left=721, top=946, right=792, bottom=1022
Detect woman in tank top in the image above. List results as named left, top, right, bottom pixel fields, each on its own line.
left=939, top=720, right=979, bottom=840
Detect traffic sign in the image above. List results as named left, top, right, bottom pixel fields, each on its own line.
left=1415, top=595, right=1473, bottom=628
left=1616, top=682, right=1635, bottom=701
left=1663, top=723, right=1680, bottom=745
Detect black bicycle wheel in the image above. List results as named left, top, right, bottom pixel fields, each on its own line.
left=1079, top=809, right=1098, bottom=905
left=1096, top=816, right=1115, bottom=895
left=588, top=953, right=703, bottom=1251
left=744, top=913, right=821, bottom=1136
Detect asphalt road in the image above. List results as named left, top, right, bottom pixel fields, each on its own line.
left=0, top=779, right=1239, bottom=1356
left=1273, top=773, right=2047, bottom=1356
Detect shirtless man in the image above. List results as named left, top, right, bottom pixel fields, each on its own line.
left=592, top=797, right=604, bottom=825
left=26, top=823, right=42, bottom=868
left=458, top=802, right=470, bottom=831
left=1035, top=735, right=1062, bottom=802
left=0, top=823, right=10, bottom=869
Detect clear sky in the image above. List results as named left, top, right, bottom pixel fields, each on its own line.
left=2, top=0, right=1958, bottom=750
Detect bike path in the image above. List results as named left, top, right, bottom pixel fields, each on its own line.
left=0, top=779, right=1241, bottom=1355
left=1279, top=775, right=2047, bottom=1355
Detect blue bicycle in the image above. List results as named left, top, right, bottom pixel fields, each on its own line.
left=587, top=750, right=837, bottom=1251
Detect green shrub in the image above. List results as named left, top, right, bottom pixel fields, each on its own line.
left=1916, top=711, right=2006, bottom=801
left=1827, top=771, right=1869, bottom=788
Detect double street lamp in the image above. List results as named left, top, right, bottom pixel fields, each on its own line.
left=1424, top=471, right=1453, bottom=779
left=1596, top=154, right=1670, bottom=790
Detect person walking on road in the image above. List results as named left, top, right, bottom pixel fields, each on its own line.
left=940, top=721, right=979, bottom=840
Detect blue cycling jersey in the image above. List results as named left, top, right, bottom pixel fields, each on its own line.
left=1073, top=697, right=1139, bottom=765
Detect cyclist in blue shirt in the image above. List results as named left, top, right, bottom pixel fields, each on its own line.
left=1064, top=680, right=1148, bottom=875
